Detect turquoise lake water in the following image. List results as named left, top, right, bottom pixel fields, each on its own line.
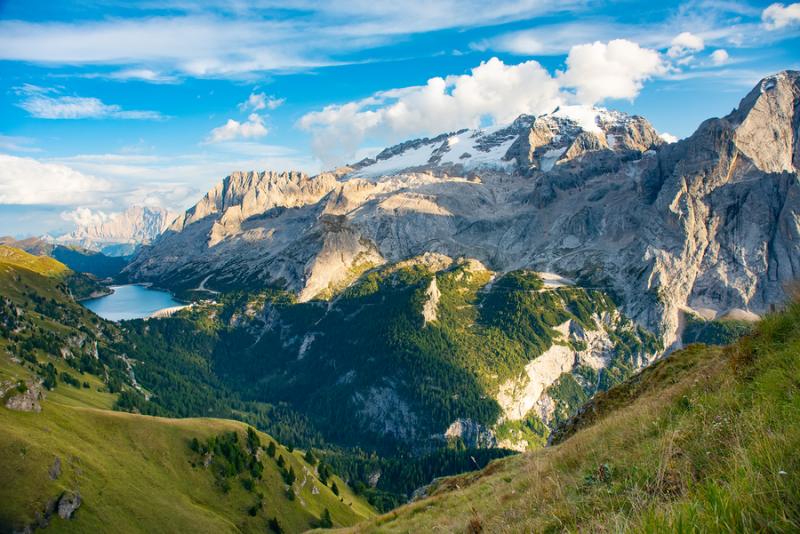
left=82, top=284, right=180, bottom=321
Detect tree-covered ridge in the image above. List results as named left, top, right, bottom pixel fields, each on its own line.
left=682, top=313, right=754, bottom=346
left=170, top=258, right=660, bottom=454
left=350, top=301, right=800, bottom=533
left=98, top=257, right=658, bottom=507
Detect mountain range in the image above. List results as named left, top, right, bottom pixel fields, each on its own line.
left=2, top=70, right=800, bottom=533
left=128, top=71, right=800, bottom=347
left=55, top=205, right=176, bottom=256
left=117, top=71, right=800, bottom=455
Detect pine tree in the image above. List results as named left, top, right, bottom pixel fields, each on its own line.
left=331, top=481, right=339, bottom=496
left=319, top=508, right=333, bottom=528
left=283, top=467, right=297, bottom=486
left=267, top=441, right=276, bottom=458
left=246, top=426, right=260, bottom=452
left=268, top=517, right=283, bottom=533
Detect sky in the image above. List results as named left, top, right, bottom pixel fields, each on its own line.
left=0, top=0, right=799, bottom=236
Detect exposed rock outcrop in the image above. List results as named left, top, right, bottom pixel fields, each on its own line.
left=421, top=277, right=441, bottom=324
left=443, top=419, right=497, bottom=448
left=57, top=491, right=81, bottom=519
left=4, top=380, right=45, bottom=412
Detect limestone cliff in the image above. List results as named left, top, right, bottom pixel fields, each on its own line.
left=126, top=71, right=800, bottom=349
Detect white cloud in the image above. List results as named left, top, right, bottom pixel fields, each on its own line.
left=0, top=135, right=40, bottom=153
left=762, top=3, right=800, bottom=29
left=0, top=3, right=581, bottom=79
left=15, top=86, right=165, bottom=120
left=710, top=49, right=730, bottom=65
left=207, top=114, right=269, bottom=143
left=668, top=32, right=705, bottom=58
left=108, top=68, right=179, bottom=83
left=239, top=92, right=284, bottom=112
left=299, top=57, right=561, bottom=166
left=474, top=21, right=673, bottom=56
left=558, top=39, right=666, bottom=104
left=60, top=206, right=111, bottom=228
left=300, top=40, right=667, bottom=166
left=0, top=154, right=110, bottom=205
left=660, top=132, right=679, bottom=143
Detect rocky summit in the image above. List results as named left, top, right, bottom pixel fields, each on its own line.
left=57, top=205, right=176, bottom=255
left=127, top=71, right=800, bottom=352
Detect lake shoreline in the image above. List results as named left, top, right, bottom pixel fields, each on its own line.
left=81, top=284, right=184, bottom=322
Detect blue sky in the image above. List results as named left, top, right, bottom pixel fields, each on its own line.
left=0, top=0, right=798, bottom=236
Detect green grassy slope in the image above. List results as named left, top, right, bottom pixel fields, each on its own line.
left=0, top=247, right=375, bottom=533
left=0, top=237, right=129, bottom=279
left=343, top=303, right=800, bottom=532
left=0, top=244, right=68, bottom=277
left=0, top=244, right=109, bottom=300
left=0, top=391, right=373, bottom=533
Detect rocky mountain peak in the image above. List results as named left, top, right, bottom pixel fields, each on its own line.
left=727, top=70, right=800, bottom=173
left=171, top=170, right=338, bottom=237
left=56, top=205, right=175, bottom=255
left=345, top=105, right=660, bottom=179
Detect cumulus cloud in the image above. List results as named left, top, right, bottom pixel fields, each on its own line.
left=557, top=39, right=665, bottom=104
left=660, top=132, right=679, bottom=143
left=207, top=113, right=269, bottom=143
left=15, top=85, right=164, bottom=120
left=0, top=154, right=110, bottom=205
left=239, top=92, right=284, bottom=112
left=299, top=57, right=561, bottom=166
left=762, top=3, right=800, bottom=29
left=300, top=40, right=666, bottom=166
left=667, top=32, right=705, bottom=58
left=60, top=206, right=111, bottom=228
left=710, top=49, right=730, bottom=65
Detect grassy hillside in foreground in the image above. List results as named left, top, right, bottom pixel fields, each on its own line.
left=0, top=391, right=374, bottom=533
left=340, top=303, right=800, bottom=532
left=0, top=247, right=375, bottom=533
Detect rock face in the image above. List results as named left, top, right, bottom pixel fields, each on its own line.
left=57, top=205, right=175, bottom=255
left=48, top=457, right=61, bottom=480
left=126, top=71, right=800, bottom=348
left=57, top=491, right=81, bottom=519
left=443, top=419, right=497, bottom=448
left=4, top=380, right=45, bottom=412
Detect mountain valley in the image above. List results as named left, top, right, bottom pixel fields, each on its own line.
left=2, top=70, right=799, bottom=533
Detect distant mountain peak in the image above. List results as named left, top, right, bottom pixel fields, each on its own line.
left=346, top=104, right=660, bottom=179
left=56, top=205, right=176, bottom=255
